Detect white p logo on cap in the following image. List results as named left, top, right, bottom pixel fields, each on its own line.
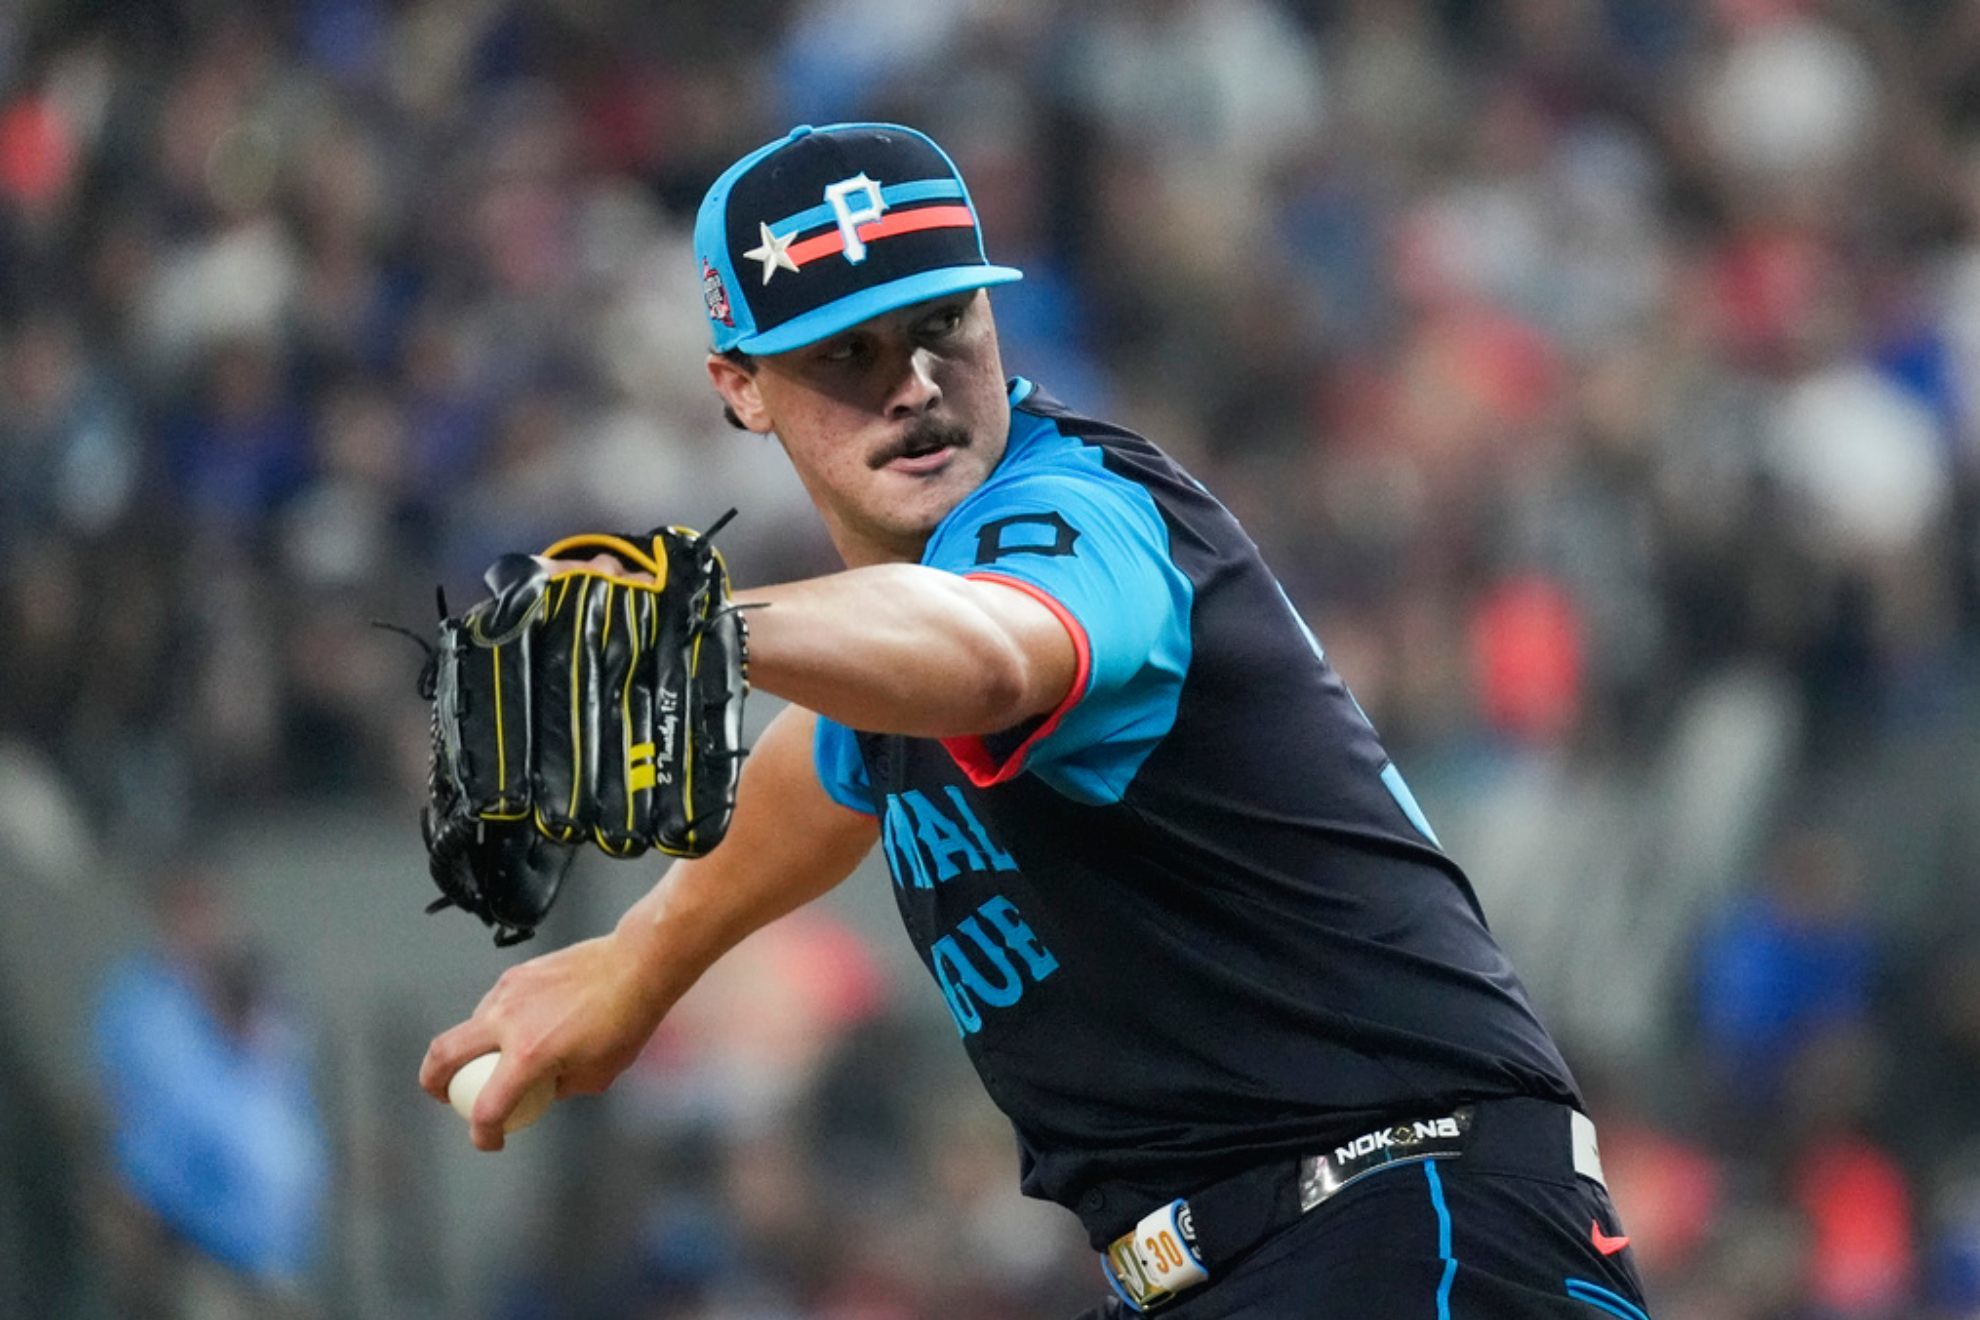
left=824, top=173, right=886, bottom=264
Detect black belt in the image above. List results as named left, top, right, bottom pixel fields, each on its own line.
left=1100, top=1097, right=1607, bottom=1313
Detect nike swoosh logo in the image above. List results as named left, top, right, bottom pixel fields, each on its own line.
left=1590, top=1220, right=1631, bottom=1256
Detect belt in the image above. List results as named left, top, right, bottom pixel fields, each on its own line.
left=1100, top=1097, right=1607, bottom=1313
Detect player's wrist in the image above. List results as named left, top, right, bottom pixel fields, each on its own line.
left=606, top=881, right=718, bottom=1015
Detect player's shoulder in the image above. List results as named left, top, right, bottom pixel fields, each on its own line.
left=978, top=379, right=1263, bottom=582
left=930, top=383, right=1166, bottom=565
left=966, top=380, right=1168, bottom=501
left=1005, top=378, right=1159, bottom=460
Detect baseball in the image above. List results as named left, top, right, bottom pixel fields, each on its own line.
left=447, top=1052, right=555, bottom=1134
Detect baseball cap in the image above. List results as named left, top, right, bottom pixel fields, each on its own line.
left=694, top=122, right=1023, bottom=355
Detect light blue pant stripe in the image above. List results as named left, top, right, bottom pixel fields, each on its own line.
left=1425, top=1159, right=1456, bottom=1320
left=1566, top=1279, right=1653, bottom=1320
left=1567, top=1293, right=1638, bottom=1320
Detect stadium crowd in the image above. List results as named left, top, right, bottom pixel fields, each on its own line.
left=6, top=0, right=1980, bottom=1315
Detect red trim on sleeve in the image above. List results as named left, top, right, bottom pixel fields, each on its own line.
left=940, top=573, right=1093, bottom=788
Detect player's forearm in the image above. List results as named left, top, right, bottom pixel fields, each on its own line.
left=739, top=564, right=1065, bottom=736
left=606, top=704, right=876, bottom=1012
left=607, top=846, right=839, bottom=1011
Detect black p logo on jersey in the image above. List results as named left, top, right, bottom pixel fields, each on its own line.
left=973, top=512, right=1080, bottom=565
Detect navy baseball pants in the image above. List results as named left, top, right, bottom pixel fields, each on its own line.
left=1076, top=1134, right=1651, bottom=1317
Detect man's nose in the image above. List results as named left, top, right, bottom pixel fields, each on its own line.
left=886, top=348, right=941, bottom=419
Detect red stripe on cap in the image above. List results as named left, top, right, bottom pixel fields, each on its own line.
left=787, top=204, right=978, bottom=268
left=938, top=573, right=1092, bottom=788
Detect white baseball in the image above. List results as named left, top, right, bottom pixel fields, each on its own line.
left=447, top=1052, right=555, bottom=1135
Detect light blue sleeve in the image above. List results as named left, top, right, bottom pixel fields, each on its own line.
left=812, top=713, right=876, bottom=814
left=922, top=461, right=1193, bottom=804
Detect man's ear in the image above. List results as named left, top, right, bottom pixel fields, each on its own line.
left=706, top=354, right=771, bottom=433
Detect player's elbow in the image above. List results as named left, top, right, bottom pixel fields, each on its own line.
left=938, top=574, right=1079, bottom=737
left=968, top=638, right=1035, bottom=733
left=948, top=621, right=1066, bottom=737
left=858, top=568, right=1071, bottom=738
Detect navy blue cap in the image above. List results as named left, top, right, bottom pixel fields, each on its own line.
left=694, top=122, right=1023, bottom=355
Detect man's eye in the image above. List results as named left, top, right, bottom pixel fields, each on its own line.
left=923, top=309, right=963, bottom=337
left=820, top=339, right=866, bottom=364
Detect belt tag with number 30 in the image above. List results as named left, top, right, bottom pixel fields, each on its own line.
left=1103, top=1199, right=1210, bottom=1311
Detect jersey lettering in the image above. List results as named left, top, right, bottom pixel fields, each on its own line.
left=977, top=895, right=1059, bottom=981
left=880, top=796, right=935, bottom=889
left=906, top=790, right=985, bottom=881
left=973, top=512, right=1081, bottom=565
left=930, top=896, right=1060, bottom=1036
left=880, top=790, right=1019, bottom=888
left=946, top=786, right=1018, bottom=870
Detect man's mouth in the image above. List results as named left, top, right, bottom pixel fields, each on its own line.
left=873, top=424, right=970, bottom=471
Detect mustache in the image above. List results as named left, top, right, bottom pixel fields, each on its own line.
left=870, top=422, right=971, bottom=468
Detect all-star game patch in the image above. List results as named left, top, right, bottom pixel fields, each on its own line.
left=702, top=259, right=733, bottom=327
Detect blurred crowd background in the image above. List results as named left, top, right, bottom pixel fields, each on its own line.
left=5, top=0, right=1980, bottom=1316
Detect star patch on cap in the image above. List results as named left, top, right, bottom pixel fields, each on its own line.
left=743, top=221, right=799, bottom=285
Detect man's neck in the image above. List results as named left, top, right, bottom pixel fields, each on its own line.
left=825, top=519, right=929, bottom=570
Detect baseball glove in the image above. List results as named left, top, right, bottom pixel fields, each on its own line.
left=413, top=517, right=749, bottom=946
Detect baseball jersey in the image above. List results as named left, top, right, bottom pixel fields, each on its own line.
left=814, top=379, right=1581, bottom=1246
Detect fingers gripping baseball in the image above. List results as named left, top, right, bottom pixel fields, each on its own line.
left=421, top=933, right=665, bottom=1150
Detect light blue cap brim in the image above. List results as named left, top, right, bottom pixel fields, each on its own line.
left=735, top=264, right=1024, bottom=355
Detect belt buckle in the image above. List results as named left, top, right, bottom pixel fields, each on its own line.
left=1103, top=1199, right=1210, bottom=1313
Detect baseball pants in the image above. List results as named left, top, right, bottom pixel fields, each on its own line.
left=1075, top=1115, right=1651, bottom=1318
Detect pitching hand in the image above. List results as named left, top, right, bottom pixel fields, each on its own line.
left=419, top=930, right=666, bottom=1150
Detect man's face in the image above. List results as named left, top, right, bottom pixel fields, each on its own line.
left=709, top=290, right=1011, bottom=565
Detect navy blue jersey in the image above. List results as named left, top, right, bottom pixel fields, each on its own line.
left=815, top=380, right=1579, bottom=1246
